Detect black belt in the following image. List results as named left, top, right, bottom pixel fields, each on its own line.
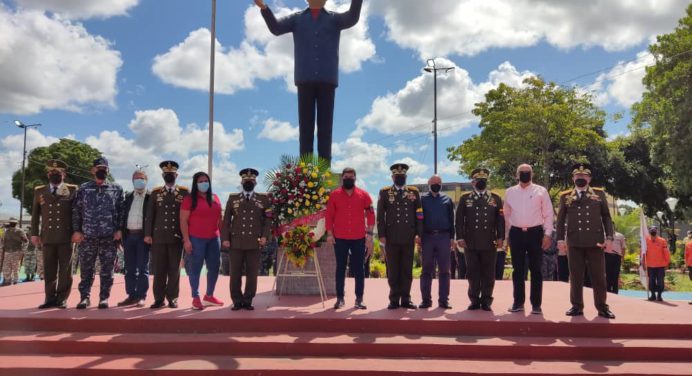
left=425, top=230, right=449, bottom=235
left=127, top=229, right=144, bottom=234
left=511, top=225, right=543, bottom=232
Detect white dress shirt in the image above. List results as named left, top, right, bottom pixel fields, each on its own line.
left=503, top=183, right=554, bottom=236
left=126, top=191, right=146, bottom=230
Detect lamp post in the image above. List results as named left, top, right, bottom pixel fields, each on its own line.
left=665, top=197, right=679, bottom=253
left=13, top=120, right=42, bottom=227
left=424, top=59, right=454, bottom=174
left=618, top=207, right=626, bottom=216
left=208, top=0, right=217, bottom=179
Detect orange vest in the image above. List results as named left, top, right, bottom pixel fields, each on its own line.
left=685, top=240, right=692, bottom=268
left=645, top=236, right=670, bottom=268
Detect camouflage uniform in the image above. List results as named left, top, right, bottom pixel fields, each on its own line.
left=73, top=179, right=125, bottom=301
left=2, top=225, right=28, bottom=285
left=259, top=239, right=278, bottom=276
left=22, top=241, right=39, bottom=280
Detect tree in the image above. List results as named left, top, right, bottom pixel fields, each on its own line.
left=11, top=139, right=104, bottom=214
left=447, top=76, right=608, bottom=192
left=631, top=4, right=692, bottom=200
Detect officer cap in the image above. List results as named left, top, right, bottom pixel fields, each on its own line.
left=46, top=159, right=67, bottom=172
left=159, top=161, right=179, bottom=173
left=239, top=168, right=259, bottom=180
left=93, top=156, right=109, bottom=168
left=471, top=168, right=490, bottom=180
left=8, top=217, right=18, bottom=224
left=571, top=163, right=592, bottom=176
left=390, top=163, right=409, bottom=175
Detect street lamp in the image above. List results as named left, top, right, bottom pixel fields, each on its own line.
left=424, top=59, right=455, bottom=174
left=207, top=0, right=217, bottom=179
left=618, top=207, right=627, bottom=216
left=665, top=197, right=679, bottom=253
left=13, top=120, right=42, bottom=227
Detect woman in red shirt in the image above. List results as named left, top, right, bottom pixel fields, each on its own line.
left=180, top=172, right=224, bottom=310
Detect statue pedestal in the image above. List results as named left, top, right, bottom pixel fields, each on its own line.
left=275, top=242, right=336, bottom=296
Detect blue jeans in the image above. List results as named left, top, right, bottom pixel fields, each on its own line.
left=334, top=238, right=366, bottom=300
left=124, top=233, right=150, bottom=300
left=185, top=236, right=221, bottom=298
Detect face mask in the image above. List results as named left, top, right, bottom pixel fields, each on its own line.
left=575, top=178, right=588, bottom=188
left=394, top=176, right=406, bottom=186
left=342, top=178, right=355, bottom=189
left=649, top=230, right=657, bottom=236
left=163, top=173, right=176, bottom=184
left=430, top=184, right=441, bottom=193
left=133, top=179, right=147, bottom=190
left=95, top=169, right=108, bottom=180
left=518, top=171, right=531, bottom=184
left=49, top=174, right=63, bottom=185
left=197, top=182, right=210, bottom=193
left=475, top=179, right=487, bottom=191
left=242, top=181, right=256, bottom=192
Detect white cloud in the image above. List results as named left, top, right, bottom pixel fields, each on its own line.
left=257, top=118, right=299, bottom=142
left=13, top=0, right=139, bottom=19
left=0, top=7, right=123, bottom=115
left=589, top=51, right=655, bottom=108
left=153, top=1, right=375, bottom=94
left=396, top=157, right=429, bottom=177
left=371, top=0, right=687, bottom=58
left=332, top=137, right=391, bottom=178
left=355, top=59, right=534, bottom=136
left=438, top=160, right=461, bottom=176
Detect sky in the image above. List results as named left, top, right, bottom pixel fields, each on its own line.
left=0, top=0, right=688, bottom=217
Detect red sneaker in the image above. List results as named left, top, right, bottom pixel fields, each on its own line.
left=191, top=296, right=204, bottom=310
left=203, top=295, right=224, bottom=306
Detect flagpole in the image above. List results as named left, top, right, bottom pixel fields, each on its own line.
left=208, top=0, right=217, bottom=179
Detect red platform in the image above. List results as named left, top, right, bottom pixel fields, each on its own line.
left=0, top=276, right=690, bottom=375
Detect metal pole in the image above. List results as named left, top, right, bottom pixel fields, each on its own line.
left=433, top=69, right=438, bottom=175
left=19, top=125, right=27, bottom=227
left=208, top=0, right=217, bottom=179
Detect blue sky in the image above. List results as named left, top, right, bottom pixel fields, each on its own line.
left=0, top=0, right=688, bottom=217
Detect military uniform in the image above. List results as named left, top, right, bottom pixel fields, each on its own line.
left=557, top=163, right=614, bottom=318
left=456, top=171, right=505, bottom=308
left=221, top=168, right=272, bottom=309
left=377, top=163, right=423, bottom=308
left=72, top=157, right=124, bottom=307
left=22, top=239, right=39, bottom=281
left=1, top=220, right=27, bottom=285
left=145, top=161, right=188, bottom=308
left=32, top=160, right=77, bottom=306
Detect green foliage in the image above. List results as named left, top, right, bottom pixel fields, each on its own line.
left=447, top=76, right=608, bottom=192
left=11, top=139, right=104, bottom=214
left=622, top=252, right=640, bottom=273
left=631, top=4, right=692, bottom=207
left=613, top=207, right=645, bottom=253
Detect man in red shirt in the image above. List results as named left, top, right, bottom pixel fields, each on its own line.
left=326, top=167, right=375, bottom=310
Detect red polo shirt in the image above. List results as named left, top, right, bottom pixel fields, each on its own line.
left=326, top=186, right=375, bottom=240
left=181, top=193, right=222, bottom=239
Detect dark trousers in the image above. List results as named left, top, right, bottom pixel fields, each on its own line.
left=297, top=83, right=336, bottom=161
left=78, top=237, right=117, bottom=301
left=604, top=253, right=621, bottom=294
left=420, top=234, right=451, bottom=304
left=647, top=267, right=665, bottom=295
left=42, top=243, right=73, bottom=303
left=457, top=252, right=467, bottom=279
left=509, top=226, right=543, bottom=308
left=568, top=247, right=607, bottom=311
left=385, top=242, right=414, bottom=304
left=495, top=251, right=506, bottom=280
left=124, top=233, right=150, bottom=300
left=557, top=255, right=570, bottom=282
left=334, top=238, right=366, bottom=300
left=151, top=242, right=182, bottom=303
left=466, top=249, right=497, bottom=305
left=230, top=249, right=260, bottom=305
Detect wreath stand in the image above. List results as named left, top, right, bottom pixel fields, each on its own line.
left=273, top=248, right=327, bottom=308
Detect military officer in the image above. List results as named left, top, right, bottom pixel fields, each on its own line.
left=144, top=161, right=188, bottom=309
left=377, top=163, right=424, bottom=309
left=557, top=163, right=615, bottom=319
left=222, top=168, right=272, bottom=311
left=31, top=160, right=77, bottom=308
left=1, top=218, right=28, bottom=286
left=22, top=227, right=38, bottom=282
left=72, top=157, right=125, bottom=309
left=456, top=168, right=505, bottom=311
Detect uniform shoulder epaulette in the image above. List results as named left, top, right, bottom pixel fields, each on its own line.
left=177, top=186, right=189, bottom=191
left=66, top=184, right=78, bottom=188
left=34, top=185, right=46, bottom=190
left=229, top=192, right=242, bottom=198
left=406, top=186, right=419, bottom=192
left=559, top=189, right=573, bottom=196
left=380, top=186, right=392, bottom=191
left=152, top=186, right=164, bottom=193
left=460, top=192, right=471, bottom=198
left=592, top=187, right=604, bottom=192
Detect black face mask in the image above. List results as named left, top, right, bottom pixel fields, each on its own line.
left=242, top=181, right=256, bottom=192
left=518, top=171, right=531, bottom=184
left=430, top=184, right=441, bottom=193
left=49, top=174, right=63, bottom=185
left=475, top=179, right=487, bottom=191
left=342, top=178, right=355, bottom=189
left=394, top=176, right=406, bottom=186
left=95, top=169, right=108, bottom=180
left=163, top=173, right=176, bottom=184
left=575, top=178, right=588, bottom=188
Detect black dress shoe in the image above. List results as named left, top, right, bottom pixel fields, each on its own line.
left=647, top=295, right=656, bottom=301
left=150, top=300, right=166, bottom=309
left=438, top=302, right=452, bottom=310
left=56, top=301, right=67, bottom=309
left=480, top=304, right=492, bottom=311
left=244, top=302, right=255, bottom=310
left=507, top=304, right=523, bottom=313
left=38, top=301, right=56, bottom=309
left=354, top=300, right=367, bottom=310
left=333, top=299, right=345, bottom=309
left=418, top=301, right=432, bottom=309
left=656, top=295, right=663, bottom=302
left=231, top=303, right=244, bottom=311
left=76, top=298, right=90, bottom=309
left=168, top=300, right=178, bottom=309
left=531, top=306, right=542, bottom=315
left=401, top=301, right=417, bottom=309
left=117, top=297, right=137, bottom=307
left=598, top=309, right=615, bottom=319
left=98, top=300, right=109, bottom=309
left=565, top=307, right=583, bottom=316
left=467, top=303, right=481, bottom=310
left=387, top=302, right=400, bottom=310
